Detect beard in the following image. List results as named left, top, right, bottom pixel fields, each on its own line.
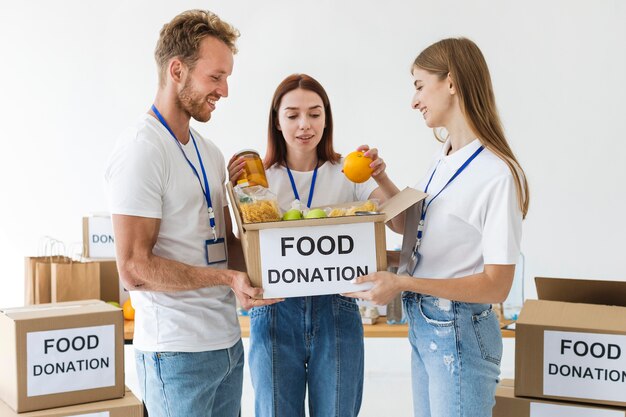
left=178, top=77, right=212, bottom=123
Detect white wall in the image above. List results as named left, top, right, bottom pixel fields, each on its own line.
left=1, top=0, right=625, bottom=308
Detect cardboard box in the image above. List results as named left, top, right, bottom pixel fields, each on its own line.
left=95, top=261, right=129, bottom=306
left=0, top=300, right=124, bottom=413
left=83, top=216, right=115, bottom=259
left=515, top=277, right=626, bottom=408
left=495, top=379, right=626, bottom=417
left=227, top=185, right=426, bottom=298
left=0, top=387, right=142, bottom=417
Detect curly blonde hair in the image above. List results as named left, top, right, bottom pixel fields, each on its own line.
left=155, top=10, right=240, bottom=86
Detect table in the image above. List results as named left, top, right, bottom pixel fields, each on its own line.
left=124, top=316, right=514, bottom=342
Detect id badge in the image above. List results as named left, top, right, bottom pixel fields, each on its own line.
left=205, top=238, right=227, bottom=265
left=406, top=251, right=421, bottom=276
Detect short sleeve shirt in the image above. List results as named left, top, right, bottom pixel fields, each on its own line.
left=412, top=139, right=522, bottom=279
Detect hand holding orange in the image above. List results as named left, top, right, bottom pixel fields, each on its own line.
left=342, top=150, right=373, bottom=183
left=122, top=298, right=135, bottom=320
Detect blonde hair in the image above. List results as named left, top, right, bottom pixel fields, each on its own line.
left=155, top=10, right=240, bottom=87
left=413, top=37, right=529, bottom=218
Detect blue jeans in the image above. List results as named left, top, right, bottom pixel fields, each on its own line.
left=249, top=295, right=364, bottom=417
left=135, top=339, right=244, bottom=417
left=403, top=293, right=502, bottom=417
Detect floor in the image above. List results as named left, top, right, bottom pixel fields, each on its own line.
left=124, top=338, right=515, bottom=416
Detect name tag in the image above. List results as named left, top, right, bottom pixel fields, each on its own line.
left=206, top=238, right=227, bottom=265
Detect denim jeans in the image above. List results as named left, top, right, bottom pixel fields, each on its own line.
left=249, top=295, right=364, bottom=417
left=135, top=339, right=244, bottom=417
left=403, top=293, right=502, bottom=417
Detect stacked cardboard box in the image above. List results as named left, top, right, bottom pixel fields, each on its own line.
left=0, top=300, right=139, bottom=415
left=0, top=387, right=142, bottom=417
left=494, top=277, right=626, bottom=416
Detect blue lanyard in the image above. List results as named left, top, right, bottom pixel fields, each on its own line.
left=285, top=163, right=319, bottom=208
left=151, top=105, right=217, bottom=240
left=414, top=145, right=484, bottom=251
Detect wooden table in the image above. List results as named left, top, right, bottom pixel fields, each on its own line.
left=124, top=316, right=514, bottom=342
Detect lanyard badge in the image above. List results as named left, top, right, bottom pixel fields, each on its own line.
left=410, top=145, right=484, bottom=275
left=286, top=163, right=319, bottom=208
left=151, top=105, right=223, bottom=263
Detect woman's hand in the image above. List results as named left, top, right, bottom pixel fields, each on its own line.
left=343, top=271, right=405, bottom=305
left=357, top=144, right=387, bottom=181
left=227, top=154, right=247, bottom=186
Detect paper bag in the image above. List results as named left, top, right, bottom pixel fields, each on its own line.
left=51, top=261, right=101, bottom=302
left=24, top=256, right=72, bottom=305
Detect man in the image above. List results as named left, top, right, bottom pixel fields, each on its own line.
left=105, top=10, right=279, bottom=417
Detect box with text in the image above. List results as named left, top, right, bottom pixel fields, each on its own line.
left=494, top=379, right=626, bottom=417
left=0, top=300, right=124, bottom=413
left=227, top=185, right=426, bottom=298
left=0, top=387, right=142, bottom=417
left=515, top=277, right=626, bottom=408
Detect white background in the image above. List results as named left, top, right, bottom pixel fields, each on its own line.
left=0, top=0, right=625, bottom=309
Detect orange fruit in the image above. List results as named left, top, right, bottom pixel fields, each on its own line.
left=343, top=151, right=373, bottom=183
left=122, top=298, right=135, bottom=320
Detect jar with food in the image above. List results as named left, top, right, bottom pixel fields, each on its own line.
left=235, top=149, right=269, bottom=188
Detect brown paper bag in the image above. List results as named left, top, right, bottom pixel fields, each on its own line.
left=51, top=261, right=101, bottom=302
left=24, top=256, right=72, bottom=305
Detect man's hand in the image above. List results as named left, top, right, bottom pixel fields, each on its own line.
left=228, top=270, right=284, bottom=310
left=343, top=271, right=404, bottom=306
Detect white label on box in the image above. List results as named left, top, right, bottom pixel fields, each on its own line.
left=530, top=401, right=624, bottom=417
left=68, top=413, right=110, bottom=417
left=543, top=330, right=626, bottom=403
left=259, top=222, right=376, bottom=298
left=27, top=325, right=116, bottom=397
left=86, top=216, right=115, bottom=258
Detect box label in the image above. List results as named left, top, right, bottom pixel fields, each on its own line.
left=259, top=222, right=376, bottom=298
left=85, top=216, right=115, bottom=258
left=68, top=413, right=110, bottom=417
left=531, top=402, right=623, bottom=417
left=543, top=330, right=626, bottom=403
left=27, top=325, right=116, bottom=397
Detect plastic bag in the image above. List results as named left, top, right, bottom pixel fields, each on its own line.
left=234, top=185, right=282, bottom=223
left=328, top=199, right=380, bottom=217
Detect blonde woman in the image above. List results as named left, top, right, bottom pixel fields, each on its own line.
left=348, top=38, right=529, bottom=417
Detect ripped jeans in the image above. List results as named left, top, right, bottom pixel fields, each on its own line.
left=403, top=293, right=502, bottom=417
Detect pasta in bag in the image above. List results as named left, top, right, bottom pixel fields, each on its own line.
left=234, top=185, right=282, bottom=223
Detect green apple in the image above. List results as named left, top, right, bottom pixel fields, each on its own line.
left=106, top=301, right=121, bottom=308
left=305, top=208, right=328, bottom=219
left=282, top=209, right=303, bottom=221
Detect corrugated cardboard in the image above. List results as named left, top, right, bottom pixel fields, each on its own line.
left=227, top=184, right=426, bottom=298
left=495, top=379, right=626, bottom=417
left=515, top=277, right=626, bottom=408
left=96, top=261, right=128, bottom=305
left=0, top=300, right=124, bottom=413
left=0, top=387, right=142, bottom=417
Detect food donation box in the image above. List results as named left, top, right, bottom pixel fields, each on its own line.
left=494, top=379, right=626, bottom=417
left=228, top=186, right=426, bottom=299
left=0, top=300, right=124, bottom=413
left=0, top=387, right=142, bottom=417
left=515, top=277, right=626, bottom=408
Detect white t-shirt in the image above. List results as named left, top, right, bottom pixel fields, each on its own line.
left=266, top=159, right=378, bottom=211
left=412, top=138, right=522, bottom=279
left=104, top=114, right=240, bottom=352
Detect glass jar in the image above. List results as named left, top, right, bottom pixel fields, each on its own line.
left=235, top=149, right=269, bottom=188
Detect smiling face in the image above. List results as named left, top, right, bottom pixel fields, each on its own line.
left=411, top=67, right=456, bottom=128
left=276, top=88, right=326, bottom=157
left=177, top=36, right=233, bottom=123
